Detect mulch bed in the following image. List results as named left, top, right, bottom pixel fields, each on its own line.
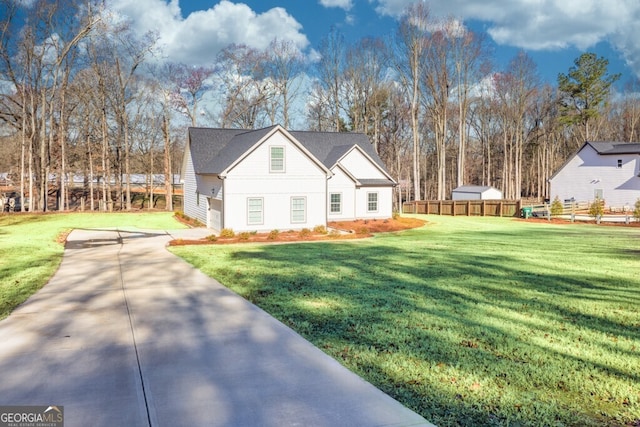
left=169, top=216, right=427, bottom=246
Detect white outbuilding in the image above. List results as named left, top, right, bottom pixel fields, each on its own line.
left=451, top=185, right=503, bottom=201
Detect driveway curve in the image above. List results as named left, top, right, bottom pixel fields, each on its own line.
left=0, top=227, right=432, bottom=427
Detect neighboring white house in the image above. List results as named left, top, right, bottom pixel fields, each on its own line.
left=549, top=141, right=640, bottom=209
left=451, top=185, right=503, bottom=200
left=182, top=125, right=396, bottom=232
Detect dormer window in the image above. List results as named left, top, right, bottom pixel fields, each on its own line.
left=270, top=146, right=285, bottom=172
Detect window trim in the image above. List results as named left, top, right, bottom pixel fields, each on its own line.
left=367, top=192, right=379, bottom=213
left=291, top=196, right=306, bottom=224
left=247, top=197, right=264, bottom=225
left=329, top=192, right=342, bottom=215
left=270, top=146, right=285, bottom=173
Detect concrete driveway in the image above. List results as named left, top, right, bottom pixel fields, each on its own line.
left=0, top=227, right=432, bottom=427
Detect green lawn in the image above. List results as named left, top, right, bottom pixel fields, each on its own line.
left=0, top=212, right=185, bottom=319
left=171, top=216, right=640, bottom=427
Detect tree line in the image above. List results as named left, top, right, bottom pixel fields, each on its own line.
left=0, top=0, right=635, bottom=212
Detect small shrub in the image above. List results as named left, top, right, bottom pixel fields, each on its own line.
left=550, top=196, right=564, bottom=216
left=392, top=211, right=400, bottom=220
left=238, top=232, right=251, bottom=240
left=633, top=198, right=640, bottom=222
left=220, top=228, right=235, bottom=238
left=205, top=234, right=218, bottom=242
left=356, top=227, right=369, bottom=235
left=298, top=228, right=312, bottom=238
left=250, top=230, right=258, bottom=235
left=588, top=197, right=605, bottom=220
left=313, top=225, right=328, bottom=234
left=267, top=229, right=280, bottom=240
left=328, top=229, right=341, bottom=238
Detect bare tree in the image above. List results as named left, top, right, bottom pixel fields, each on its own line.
left=394, top=2, right=430, bottom=201
left=217, top=44, right=269, bottom=129
left=493, top=51, right=539, bottom=199
left=450, top=24, right=485, bottom=188
left=317, top=26, right=346, bottom=132
left=169, top=63, right=215, bottom=127
left=344, top=37, right=389, bottom=149
left=305, top=82, right=334, bottom=131
left=421, top=17, right=455, bottom=200
left=264, top=39, right=304, bottom=128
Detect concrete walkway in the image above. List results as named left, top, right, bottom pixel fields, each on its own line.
left=0, top=227, right=433, bottom=427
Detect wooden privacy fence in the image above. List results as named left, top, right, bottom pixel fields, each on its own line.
left=402, top=200, right=522, bottom=217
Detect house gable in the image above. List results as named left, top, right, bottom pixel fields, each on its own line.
left=221, top=128, right=330, bottom=232
left=549, top=141, right=640, bottom=208
left=336, top=145, right=395, bottom=185
left=222, top=126, right=331, bottom=177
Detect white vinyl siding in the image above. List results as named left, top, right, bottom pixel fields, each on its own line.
left=330, top=193, right=341, bottom=214
left=247, top=198, right=263, bottom=225
left=182, top=144, right=207, bottom=226
left=549, top=143, right=640, bottom=209
left=367, top=192, right=378, bottom=212
left=223, top=131, right=327, bottom=232
left=291, top=197, right=306, bottom=223
left=270, top=146, right=285, bottom=172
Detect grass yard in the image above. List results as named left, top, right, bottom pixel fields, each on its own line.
left=171, top=215, right=640, bottom=427
left=0, top=212, right=185, bottom=320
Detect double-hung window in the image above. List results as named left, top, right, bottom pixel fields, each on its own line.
left=270, top=146, right=285, bottom=172
left=330, top=193, right=341, bottom=214
left=247, top=198, right=263, bottom=225
left=367, top=192, right=378, bottom=212
left=291, top=197, right=306, bottom=223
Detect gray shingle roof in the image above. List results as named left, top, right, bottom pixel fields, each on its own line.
left=453, top=185, right=498, bottom=193
left=587, top=142, right=640, bottom=155
left=188, top=126, right=394, bottom=182
left=188, top=127, right=248, bottom=174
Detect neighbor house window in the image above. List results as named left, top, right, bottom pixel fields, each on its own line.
left=247, top=198, right=263, bottom=225
left=367, top=192, right=378, bottom=212
left=617, top=159, right=623, bottom=168
left=330, top=193, right=342, bottom=214
left=291, top=197, right=306, bottom=223
left=270, top=146, right=285, bottom=172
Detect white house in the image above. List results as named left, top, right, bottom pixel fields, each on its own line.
left=549, top=141, right=640, bottom=209
left=451, top=185, right=502, bottom=200
left=182, top=125, right=396, bottom=232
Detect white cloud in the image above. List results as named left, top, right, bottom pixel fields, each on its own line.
left=319, top=0, right=354, bottom=10
left=105, top=0, right=309, bottom=66
left=372, top=0, right=640, bottom=75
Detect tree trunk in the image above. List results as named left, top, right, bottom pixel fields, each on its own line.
left=162, top=115, right=173, bottom=211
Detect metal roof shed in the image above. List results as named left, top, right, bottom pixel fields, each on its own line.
left=452, top=185, right=503, bottom=200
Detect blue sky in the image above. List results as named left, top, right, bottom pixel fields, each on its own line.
left=107, top=0, right=638, bottom=88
